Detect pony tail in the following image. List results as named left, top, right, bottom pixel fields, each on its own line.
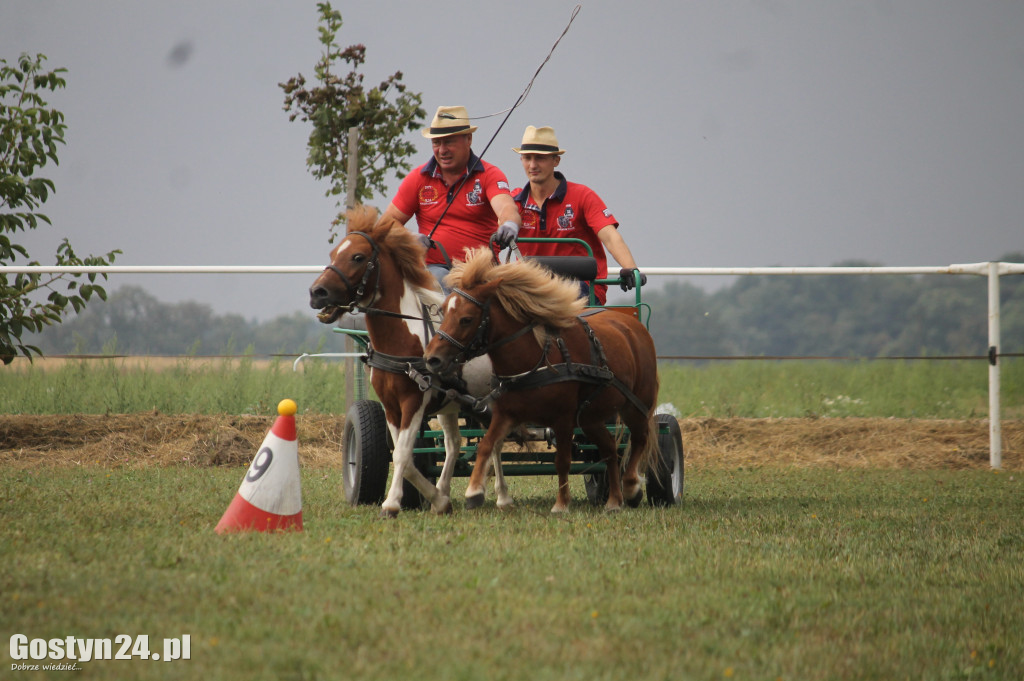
left=636, top=414, right=660, bottom=478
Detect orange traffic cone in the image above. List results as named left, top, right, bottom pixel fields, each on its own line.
left=215, top=399, right=303, bottom=533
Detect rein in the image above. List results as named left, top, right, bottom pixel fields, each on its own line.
left=435, top=298, right=651, bottom=417
left=437, top=287, right=539, bottom=363
left=323, top=231, right=470, bottom=406
left=323, top=231, right=435, bottom=323
left=323, top=231, right=380, bottom=309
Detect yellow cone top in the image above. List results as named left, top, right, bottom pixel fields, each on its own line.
left=277, top=399, right=297, bottom=416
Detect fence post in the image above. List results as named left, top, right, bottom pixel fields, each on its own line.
left=988, top=261, right=1002, bottom=469
left=343, top=127, right=360, bottom=409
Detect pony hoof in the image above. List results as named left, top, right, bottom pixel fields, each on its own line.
left=379, top=508, right=399, bottom=519
left=465, top=493, right=486, bottom=510
left=432, top=499, right=454, bottom=515
left=625, top=489, right=644, bottom=508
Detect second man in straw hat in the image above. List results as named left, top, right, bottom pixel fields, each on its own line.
left=511, top=125, right=646, bottom=305
left=384, top=105, right=522, bottom=290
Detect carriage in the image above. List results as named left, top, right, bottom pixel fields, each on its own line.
left=309, top=208, right=684, bottom=514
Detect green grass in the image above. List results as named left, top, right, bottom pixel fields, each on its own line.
left=0, top=356, right=351, bottom=416
left=2, top=467, right=1021, bottom=680
left=2, top=356, right=1021, bottom=418
left=658, top=359, right=1023, bottom=419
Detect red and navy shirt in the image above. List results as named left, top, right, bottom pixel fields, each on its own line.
left=512, top=172, right=618, bottom=304
left=392, top=151, right=512, bottom=266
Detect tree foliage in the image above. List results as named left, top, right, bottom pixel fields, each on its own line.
left=635, top=255, right=1024, bottom=359
left=280, top=2, right=426, bottom=241
left=31, top=258, right=1024, bottom=361
left=33, top=285, right=330, bottom=356
left=1, top=53, right=120, bottom=364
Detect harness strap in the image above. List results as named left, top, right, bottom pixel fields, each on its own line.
left=485, top=311, right=651, bottom=416
left=364, top=349, right=432, bottom=391
left=364, top=347, right=474, bottom=415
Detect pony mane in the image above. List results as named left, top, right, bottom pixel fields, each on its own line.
left=343, top=205, right=439, bottom=295
left=449, top=248, right=586, bottom=329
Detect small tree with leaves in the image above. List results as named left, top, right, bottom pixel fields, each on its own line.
left=1, top=53, right=120, bottom=364
left=280, top=2, right=425, bottom=241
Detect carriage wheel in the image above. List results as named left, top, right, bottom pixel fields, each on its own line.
left=401, top=434, right=437, bottom=511
left=647, top=413, right=684, bottom=506
left=342, top=400, right=390, bottom=506
left=583, top=470, right=609, bottom=507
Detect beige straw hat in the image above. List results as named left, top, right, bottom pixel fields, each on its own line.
left=512, top=125, right=566, bottom=155
left=422, top=105, right=478, bottom=138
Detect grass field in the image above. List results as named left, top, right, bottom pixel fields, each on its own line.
left=2, top=467, right=1021, bottom=680
left=2, top=358, right=1023, bottom=679
left=2, top=355, right=1021, bottom=418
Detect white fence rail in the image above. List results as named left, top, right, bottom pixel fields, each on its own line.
left=4, top=261, right=1022, bottom=468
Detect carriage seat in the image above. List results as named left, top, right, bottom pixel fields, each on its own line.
left=526, top=255, right=598, bottom=283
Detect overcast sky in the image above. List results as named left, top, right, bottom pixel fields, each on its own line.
left=3, top=1, right=1023, bottom=321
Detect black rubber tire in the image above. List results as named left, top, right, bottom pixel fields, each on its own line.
left=342, top=400, right=390, bottom=506
left=647, top=413, right=684, bottom=506
left=584, top=471, right=609, bottom=507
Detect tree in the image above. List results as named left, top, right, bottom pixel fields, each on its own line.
left=280, top=2, right=426, bottom=241
left=1, top=53, right=120, bottom=364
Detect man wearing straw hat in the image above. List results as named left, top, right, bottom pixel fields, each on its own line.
left=384, top=105, right=522, bottom=289
left=511, top=125, right=646, bottom=305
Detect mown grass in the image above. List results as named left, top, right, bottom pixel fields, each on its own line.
left=2, top=356, right=1021, bottom=418
left=659, top=358, right=1023, bottom=419
left=2, top=467, right=1021, bottom=680
left=0, top=356, right=351, bottom=416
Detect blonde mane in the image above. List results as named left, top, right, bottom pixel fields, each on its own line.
left=343, top=205, right=440, bottom=300
left=448, top=248, right=586, bottom=329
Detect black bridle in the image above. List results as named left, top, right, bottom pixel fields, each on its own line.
left=323, top=231, right=381, bottom=310
left=435, top=287, right=538, bottom=367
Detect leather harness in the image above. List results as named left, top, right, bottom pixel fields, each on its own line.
left=322, top=233, right=649, bottom=418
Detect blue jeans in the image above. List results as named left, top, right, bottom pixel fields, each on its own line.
left=427, top=263, right=452, bottom=295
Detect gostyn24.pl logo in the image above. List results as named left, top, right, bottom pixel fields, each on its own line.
left=10, top=634, right=190, bottom=669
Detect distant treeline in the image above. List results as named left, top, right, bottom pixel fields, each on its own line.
left=29, top=254, right=1024, bottom=359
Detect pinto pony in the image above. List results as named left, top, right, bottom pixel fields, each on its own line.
left=308, top=207, right=497, bottom=517
left=424, top=248, right=661, bottom=512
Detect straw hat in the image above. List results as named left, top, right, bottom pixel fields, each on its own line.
left=422, top=105, right=478, bottom=138
left=512, top=125, right=566, bottom=155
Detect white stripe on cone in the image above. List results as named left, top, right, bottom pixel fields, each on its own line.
left=216, top=406, right=302, bottom=533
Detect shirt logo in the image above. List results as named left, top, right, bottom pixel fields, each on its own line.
left=522, top=210, right=540, bottom=230
left=556, top=204, right=575, bottom=230
left=497, top=180, right=509, bottom=191
left=419, top=186, right=440, bottom=205
left=465, top=179, right=483, bottom=206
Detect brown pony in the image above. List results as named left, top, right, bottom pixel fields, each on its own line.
left=424, top=248, right=661, bottom=512
left=308, top=207, right=499, bottom=517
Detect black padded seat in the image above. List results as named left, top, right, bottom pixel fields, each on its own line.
left=526, top=256, right=598, bottom=282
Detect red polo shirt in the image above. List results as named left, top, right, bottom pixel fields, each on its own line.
left=512, top=172, right=618, bottom=304
left=392, top=151, right=512, bottom=266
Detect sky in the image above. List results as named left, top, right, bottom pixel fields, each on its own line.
left=3, top=1, right=1023, bottom=321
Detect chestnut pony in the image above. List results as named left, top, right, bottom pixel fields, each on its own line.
left=308, top=207, right=500, bottom=517
left=424, top=248, right=660, bottom=512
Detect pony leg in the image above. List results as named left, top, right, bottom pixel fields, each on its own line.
left=465, top=413, right=514, bottom=510
left=381, top=405, right=451, bottom=518
left=551, top=423, right=575, bottom=513
left=620, top=409, right=655, bottom=507
left=435, top=411, right=461, bottom=499
left=581, top=420, right=624, bottom=512
left=491, top=438, right=513, bottom=509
